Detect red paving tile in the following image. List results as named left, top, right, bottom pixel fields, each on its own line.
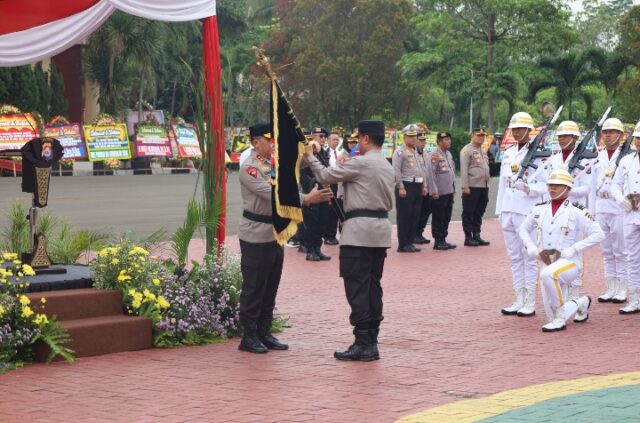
left=0, top=220, right=638, bottom=422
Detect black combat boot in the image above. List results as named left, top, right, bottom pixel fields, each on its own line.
left=433, top=240, right=449, bottom=250
left=257, top=320, right=288, bottom=350
left=238, top=322, right=268, bottom=354
left=298, top=244, right=308, bottom=254
left=334, top=329, right=377, bottom=361
left=306, top=249, right=321, bottom=261
left=474, top=232, right=490, bottom=246
left=464, top=232, right=479, bottom=246
left=445, top=240, right=457, bottom=249
left=315, top=247, right=331, bottom=261
left=370, top=324, right=380, bottom=360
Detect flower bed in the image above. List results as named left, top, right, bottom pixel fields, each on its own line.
left=91, top=240, right=242, bottom=347
left=0, top=253, right=74, bottom=373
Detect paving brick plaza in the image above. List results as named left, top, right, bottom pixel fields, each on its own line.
left=0, top=220, right=638, bottom=422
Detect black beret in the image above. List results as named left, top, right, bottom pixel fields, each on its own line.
left=358, top=120, right=385, bottom=137
left=249, top=123, right=271, bottom=138
left=437, top=131, right=451, bottom=141
left=311, top=126, right=328, bottom=136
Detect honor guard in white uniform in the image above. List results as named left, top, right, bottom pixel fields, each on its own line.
left=548, top=121, right=597, bottom=211
left=611, top=122, right=640, bottom=314
left=594, top=117, right=630, bottom=305
left=519, top=169, right=604, bottom=332
left=547, top=121, right=598, bottom=301
left=496, top=112, right=551, bottom=317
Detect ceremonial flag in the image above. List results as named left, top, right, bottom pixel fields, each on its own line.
left=270, top=79, right=305, bottom=245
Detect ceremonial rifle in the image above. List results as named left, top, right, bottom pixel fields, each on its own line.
left=567, top=106, right=611, bottom=174
left=516, top=105, right=564, bottom=180
left=614, top=119, right=638, bottom=170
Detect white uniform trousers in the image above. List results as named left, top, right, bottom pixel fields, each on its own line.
left=540, top=259, right=580, bottom=321
left=500, top=211, right=538, bottom=291
left=597, top=212, right=628, bottom=280
left=624, top=222, right=640, bottom=291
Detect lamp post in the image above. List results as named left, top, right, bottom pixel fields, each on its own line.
left=469, top=69, right=474, bottom=133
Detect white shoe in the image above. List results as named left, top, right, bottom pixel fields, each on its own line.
left=542, top=306, right=566, bottom=332
left=517, top=289, right=536, bottom=316
left=566, top=284, right=580, bottom=302
left=619, top=290, right=640, bottom=314
left=574, top=296, right=591, bottom=323
left=598, top=277, right=617, bottom=302
left=612, top=277, right=627, bottom=303
left=501, top=288, right=525, bottom=315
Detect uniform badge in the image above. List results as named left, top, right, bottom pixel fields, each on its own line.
left=511, top=163, right=520, bottom=173
left=246, top=166, right=258, bottom=179
left=605, top=168, right=613, bottom=177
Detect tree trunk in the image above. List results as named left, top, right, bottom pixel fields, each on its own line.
left=487, top=13, right=496, bottom=133
left=138, top=73, right=145, bottom=122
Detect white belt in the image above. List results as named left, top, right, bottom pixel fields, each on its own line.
left=403, top=177, right=423, bottom=183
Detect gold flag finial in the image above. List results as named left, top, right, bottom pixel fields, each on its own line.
left=253, top=46, right=276, bottom=80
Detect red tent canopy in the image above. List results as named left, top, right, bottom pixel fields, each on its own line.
left=0, top=0, right=226, bottom=244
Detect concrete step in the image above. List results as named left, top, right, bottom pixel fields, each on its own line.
left=27, top=288, right=123, bottom=321
left=33, top=315, right=153, bottom=361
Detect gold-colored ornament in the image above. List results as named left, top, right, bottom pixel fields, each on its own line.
left=511, top=163, right=520, bottom=173
left=35, top=167, right=51, bottom=207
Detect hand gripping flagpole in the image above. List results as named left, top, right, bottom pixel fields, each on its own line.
left=253, top=47, right=347, bottom=223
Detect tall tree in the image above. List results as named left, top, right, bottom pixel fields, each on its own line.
left=264, top=0, right=413, bottom=128
left=530, top=51, right=599, bottom=120
left=408, top=0, right=577, bottom=132
left=574, top=0, right=634, bottom=50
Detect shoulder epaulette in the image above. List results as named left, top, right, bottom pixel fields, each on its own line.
left=572, top=202, right=585, bottom=210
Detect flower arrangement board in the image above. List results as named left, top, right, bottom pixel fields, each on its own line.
left=134, top=124, right=172, bottom=158
left=0, top=113, right=38, bottom=151
left=170, top=124, right=202, bottom=158
left=82, top=123, right=131, bottom=161
left=44, top=123, right=86, bottom=159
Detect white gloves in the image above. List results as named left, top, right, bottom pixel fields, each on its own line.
left=615, top=195, right=633, bottom=212
left=514, top=180, right=530, bottom=194
left=526, top=244, right=539, bottom=259
left=561, top=247, right=577, bottom=259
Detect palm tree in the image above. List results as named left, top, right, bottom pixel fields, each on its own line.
left=530, top=51, right=600, bottom=120
left=586, top=47, right=631, bottom=102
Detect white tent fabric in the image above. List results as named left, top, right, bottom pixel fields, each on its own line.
left=0, top=0, right=216, bottom=66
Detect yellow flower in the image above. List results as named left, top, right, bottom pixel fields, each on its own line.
left=128, top=288, right=136, bottom=296
left=128, top=246, right=149, bottom=256
left=40, top=297, right=46, bottom=305
left=111, top=258, right=120, bottom=265
left=19, top=295, right=31, bottom=306
left=156, top=296, right=170, bottom=309
left=0, top=305, right=4, bottom=316
left=12, top=260, right=21, bottom=265
left=34, top=314, right=49, bottom=325
left=131, top=299, right=142, bottom=309
left=143, top=289, right=156, bottom=302
left=18, top=272, right=23, bottom=277
left=21, top=264, right=35, bottom=276
left=2, top=253, right=18, bottom=261
left=21, top=306, right=34, bottom=318
left=117, top=274, right=132, bottom=282
left=152, top=278, right=160, bottom=286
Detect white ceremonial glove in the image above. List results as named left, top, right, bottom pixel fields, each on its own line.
left=513, top=180, right=530, bottom=194
left=526, top=244, right=539, bottom=259
left=615, top=195, right=633, bottom=212
left=561, top=247, right=577, bottom=259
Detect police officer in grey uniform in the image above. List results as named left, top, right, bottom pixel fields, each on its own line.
left=415, top=130, right=432, bottom=245
left=393, top=124, right=428, bottom=252
left=460, top=128, right=491, bottom=247
left=428, top=131, right=457, bottom=250
left=304, top=120, right=395, bottom=362
left=238, top=123, right=332, bottom=354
